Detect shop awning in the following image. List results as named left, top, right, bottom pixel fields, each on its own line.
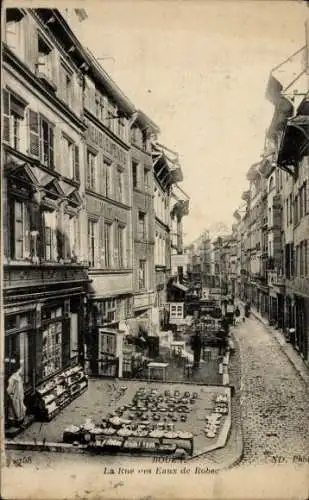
left=172, top=282, right=188, bottom=292
left=277, top=115, right=309, bottom=173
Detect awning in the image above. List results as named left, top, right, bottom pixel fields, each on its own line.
left=172, top=282, right=188, bottom=292
left=277, top=115, right=309, bottom=171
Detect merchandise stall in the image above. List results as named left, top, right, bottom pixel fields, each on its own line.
left=35, top=364, right=88, bottom=421
left=62, top=386, right=231, bottom=458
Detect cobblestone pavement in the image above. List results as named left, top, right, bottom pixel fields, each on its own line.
left=234, top=314, right=309, bottom=465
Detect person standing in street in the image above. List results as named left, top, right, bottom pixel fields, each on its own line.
left=234, top=305, right=240, bottom=325
left=191, top=330, right=203, bottom=369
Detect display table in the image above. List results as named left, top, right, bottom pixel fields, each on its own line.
left=170, top=341, right=186, bottom=357
left=147, top=362, right=169, bottom=382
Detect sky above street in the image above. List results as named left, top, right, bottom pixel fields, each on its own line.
left=77, top=0, right=307, bottom=244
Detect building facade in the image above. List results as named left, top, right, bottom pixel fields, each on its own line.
left=152, top=142, right=183, bottom=330
left=2, top=7, right=191, bottom=417
left=3, top=8, right=89, bottom=417
left=228, top=32, right=309, bottom=366
left=81, top=49, right=136, bottom=376
left=130, top=111, right=159, bottom=333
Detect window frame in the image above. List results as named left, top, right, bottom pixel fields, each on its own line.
left=138, top=259, right=146, bottom=290
left=37, top=31, right=54, bottom=83
left=13, top=199, right=31, bottom=260
left=104, top=221, right=112, bottom=268
left=86, top=149, right=97, bottom=190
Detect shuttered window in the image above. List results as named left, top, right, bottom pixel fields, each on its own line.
left=29, top=109, right=40, bottom=156
left=28, top=110, right=54, bottom=169
left=13, top=200, right=31, bottom=260
left=74, top=145, right=80, bottom=181
left=2, top=89, right=25, bottom=149
left=37, top=34, right=54, bottom=83
left=41, top=117, right=54, bottom=169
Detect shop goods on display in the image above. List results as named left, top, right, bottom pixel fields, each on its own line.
left=62, top=387, right=199, bottom=456
left=203, top=393, right=229, bottom=438
left=35, top=365, right=88, bottom=421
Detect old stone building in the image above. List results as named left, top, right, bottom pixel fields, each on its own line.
left=3, top=8, right=89, bottom=416
left=130, top=111, right=159, bottom=332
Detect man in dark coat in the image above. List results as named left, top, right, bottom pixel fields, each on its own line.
left=191, top=331, right=203, bottom=369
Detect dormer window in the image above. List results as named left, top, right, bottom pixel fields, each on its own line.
left=37, top=34, right=54, bottom=84
left=5, top=9, right=24, bottom=54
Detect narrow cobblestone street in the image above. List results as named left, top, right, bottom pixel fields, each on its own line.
left=234, top=314, right=309, bottom=465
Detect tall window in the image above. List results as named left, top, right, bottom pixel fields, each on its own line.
left=5, top=9, right=24, bottom=53
left=2, top=89, right=25, bottom=150
left=41, top=117, right=54, bottom=169
left=43, top=211, right=57, bottom=261
left=62, top=135, right=74, bottom=178
left=116, top=168, right=123, bottom=202
left=144, top=168, right=150, bottom=192
left=88, top=219, right=96, bottom=267
left=28, top=110, right=54, bottom=169
left=139, top=260, right=146, bottom=289
left=86, top=150, right=96, bottom=190
left=117, top=226, right=124, bottom=268
left=104, top=159, right=112, bottom=198
left=95, top=91, right=104, bottom=121
left=299, top=187, right=304, bottom=219
left=132, top=161, right=138, bottom=189
left=294, top=195, right=299, bottom=225
left=138, top=212, right=146, bottom=240
left=13, top=200, right=30, bottom=260
left=104, top=222, right=111, bottom=268
left=37, top=34, right=54, bottom=82
left=289, top=194, right=293, bottom=225
left=60, top=63, right=73, bottom=107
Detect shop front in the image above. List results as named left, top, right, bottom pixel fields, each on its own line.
left=4, top=265, right=89, bottom=430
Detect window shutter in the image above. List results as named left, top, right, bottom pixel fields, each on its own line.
left=74, top=144, right=80, bottom=182
left=48, top=125, right=54, bottom=169
left=3, top=89, right=10, bottom=143
left=28, top=109, right=40, bottom=157
left=54, top=127, right=61, bottom=172
left=24, top=203, right=31, bottom=258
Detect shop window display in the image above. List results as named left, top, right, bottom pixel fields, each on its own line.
left=42, top=306, right=63, bottom=378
